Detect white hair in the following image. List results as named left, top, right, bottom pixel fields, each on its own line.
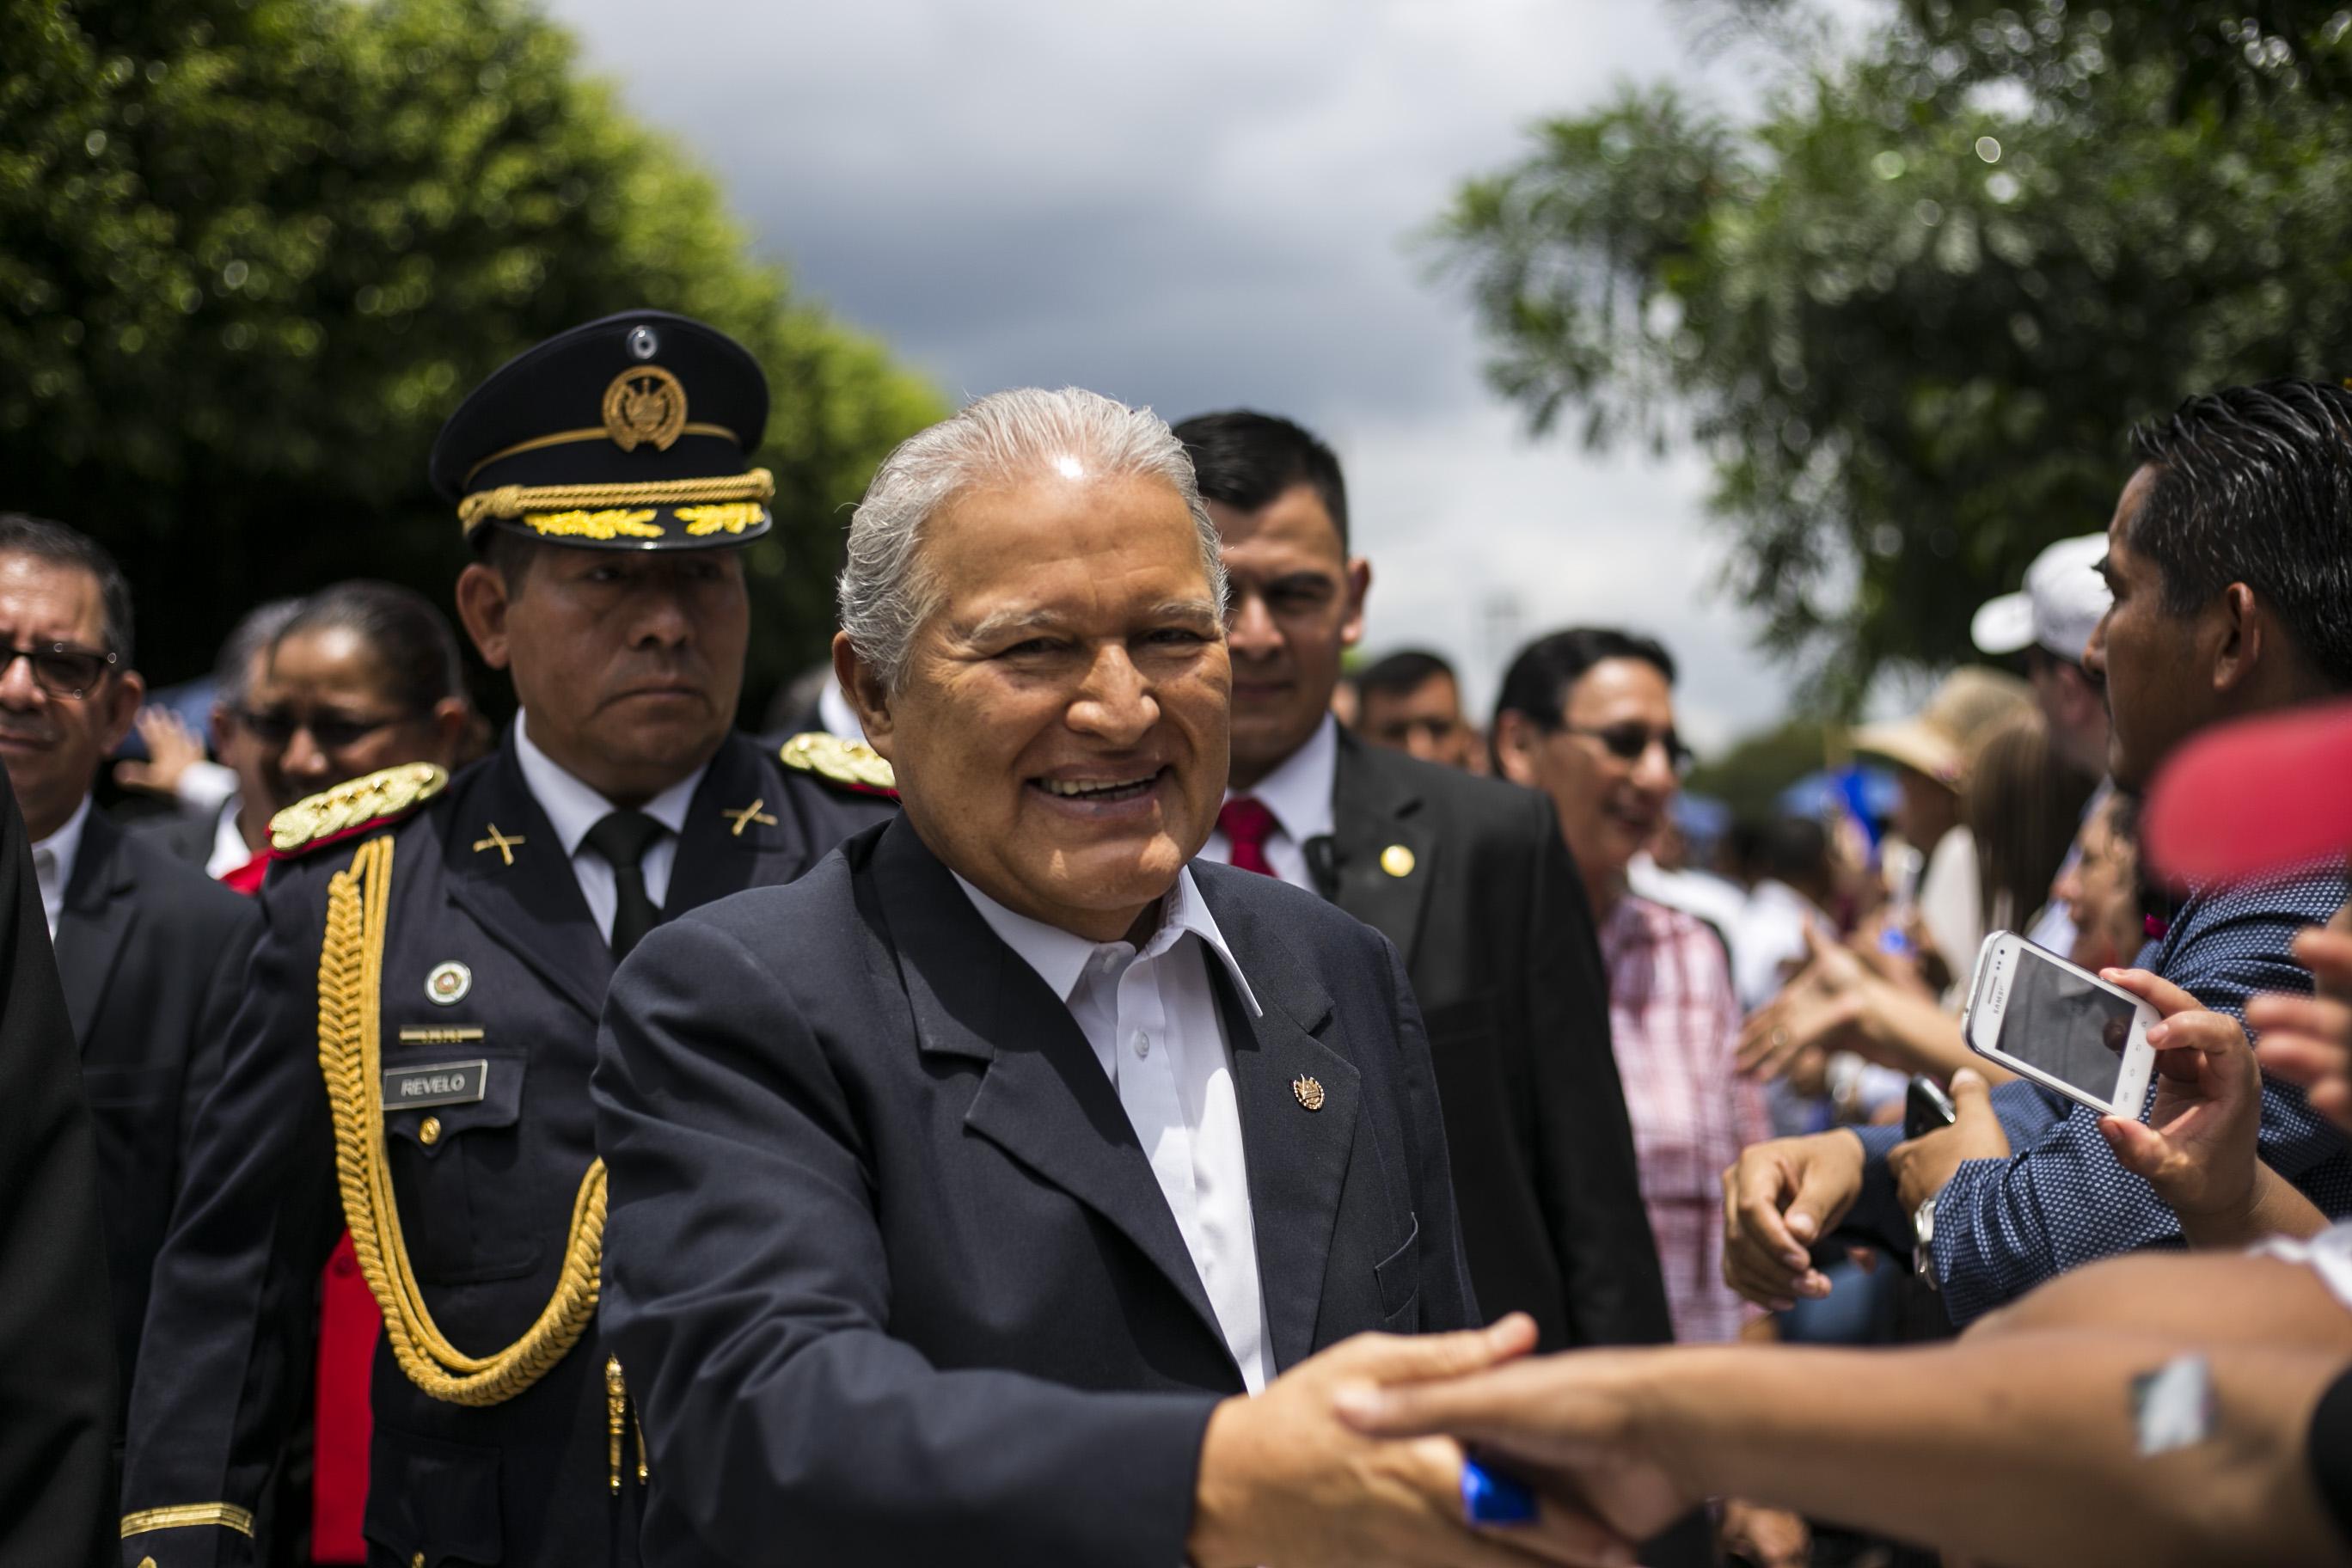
left=837, top=387, right=1228, bottom=691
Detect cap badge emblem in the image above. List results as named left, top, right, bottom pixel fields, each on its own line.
left=426, top=961, right=473, bottom=1007
left=1291, top=1074, right=1326, bottom=1112
left=601, top=364, right=688, bottom=452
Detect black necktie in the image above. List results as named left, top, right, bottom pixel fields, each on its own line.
left=585, top=809, right=666, bottom=960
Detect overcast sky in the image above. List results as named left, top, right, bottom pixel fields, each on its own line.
left=546, top=0, right=1799, bottom=750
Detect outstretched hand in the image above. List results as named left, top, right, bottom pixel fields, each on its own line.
left=1332, top=1346, right=1688, bottom=1552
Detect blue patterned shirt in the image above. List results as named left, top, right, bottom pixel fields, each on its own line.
left=1851, top=863, right=2352, bottom=1325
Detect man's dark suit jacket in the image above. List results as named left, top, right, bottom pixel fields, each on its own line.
left=0, top=769, right=116, bottom=1568
left=125, top=803, right=221, bottom=873
left=1326, top=732, right=1671, bottom=1351
left=596, top=817, right=1479, bottom=1566
left=61, top=807, right=262, bottom=1402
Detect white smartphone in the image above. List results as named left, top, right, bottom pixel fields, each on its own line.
left=1960, top=931, right=2159, bottom=1117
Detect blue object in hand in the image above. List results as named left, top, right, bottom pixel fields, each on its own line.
left=1461, top=1455, right=1538, bottom=1525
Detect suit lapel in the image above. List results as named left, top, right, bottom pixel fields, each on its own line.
left=53, top=810, right=136, bottom=1049
left=1328, top=734, right=1436, bottom=970
left=867, top=819, right=1234, bottom=1370
left=1194, top=867, right=1358, bottom=1372
left=441, top=744, right=612, bottom=1022
left=664, top=733, right=817, bottom=913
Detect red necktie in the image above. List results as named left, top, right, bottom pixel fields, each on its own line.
left=1217, top=796, right=1280, bottom=877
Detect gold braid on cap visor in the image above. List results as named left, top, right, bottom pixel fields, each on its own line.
left=456, top=468, right=776, bottom=537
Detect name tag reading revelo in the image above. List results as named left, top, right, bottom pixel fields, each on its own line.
left=384, top=1059, right=490, bottom=1111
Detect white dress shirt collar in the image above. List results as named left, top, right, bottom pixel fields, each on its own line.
left=952, top=867, right=1262, bottom=1021
left=32, top=794, right=92, bottom=937
left=205, top=794, right=252, bottom=880
left=1229, top=711, right=1337, bottom=847
left=513, top=714, right=703, bottom=851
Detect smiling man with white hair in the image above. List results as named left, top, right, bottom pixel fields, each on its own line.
left=595, top=388, right=1620, bottom=1567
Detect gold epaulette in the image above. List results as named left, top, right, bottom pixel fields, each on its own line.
left=778, top=732, right=897, bottom=798
left=269, top=763, right=450, bottom=854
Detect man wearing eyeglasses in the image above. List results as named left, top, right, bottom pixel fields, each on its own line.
left=1172, top=415, right=1674, bottom=1335
left=0, top=512, right=262, bottom=1415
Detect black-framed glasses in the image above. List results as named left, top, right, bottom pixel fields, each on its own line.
left=1559, top=721, right=1694, bottom=776
left=2, top=642, right=117, bottom=700
left=232, top=705, right=409, bottom=750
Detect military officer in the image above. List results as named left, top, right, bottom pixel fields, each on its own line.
left=120, top=311, right=896, bottom=1568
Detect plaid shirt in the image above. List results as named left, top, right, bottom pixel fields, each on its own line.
left=1599, top=895, right=1773, bottom=1344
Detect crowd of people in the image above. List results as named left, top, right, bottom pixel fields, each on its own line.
left=0, top=307, right=2348, bottom=1568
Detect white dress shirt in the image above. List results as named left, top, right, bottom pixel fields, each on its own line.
left=955, top=867, right=1274, bottom=1393
left=31, top=795, right=91, bottom=939
left=513, top=717, right=707, bottom=945
left=1199, top=712, right=1338, bottom=895
left=205, top=795, right=252, bottom=880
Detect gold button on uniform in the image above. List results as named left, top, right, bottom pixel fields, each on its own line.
left=413, top=1553, right=427, bottom=1568
left=138, top=1559, right=156, bottom=1568
left=1380, top=843, right=1416, bottom=879
left=419, top=1116, right=442, bottom=1147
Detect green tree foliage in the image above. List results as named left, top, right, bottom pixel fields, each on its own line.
left=1439, top=1, right=2352, bottom=706
left=1, top=0, right=941, bottom=712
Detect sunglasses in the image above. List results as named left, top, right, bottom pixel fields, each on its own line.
left=2, top=642, right=118, bottom=700
left=233, top=705, right=410, bottom=751
left=1559, top=721, right=1694, bottom=776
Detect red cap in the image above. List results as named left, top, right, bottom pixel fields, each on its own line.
left=2142, top=696, right=2352, bottom=883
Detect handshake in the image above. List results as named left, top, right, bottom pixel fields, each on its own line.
left=1186, top=1314, right=1687, bottom=1568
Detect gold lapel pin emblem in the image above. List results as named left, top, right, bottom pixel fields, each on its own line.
left=723, top=799, right=779, bottom=836
left=472, top=824, right=526, bottom=866
left=1380, top=844, right=1416, bottom=879
left=1291, top=1074, right=1326, bottom=1112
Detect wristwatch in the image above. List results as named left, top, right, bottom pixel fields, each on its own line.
left=1912, top=1194, right=1940, bottom=1291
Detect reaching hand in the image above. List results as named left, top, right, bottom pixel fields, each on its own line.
left=112, top=706, right=208, bottom=797
left=1719, top=1131, right=1865, bottom=1310
left=2251, top=910, right=2352, bottom=1136
left=1887, top=1068, right=2009, bottom=1216
left=2097, top=968, right=2262, bottom=1228
left=1331, top=1347, right=1689, bottom=1551
left=1737, top=927, right=1869, bottom=1081
left=1186, top=1315, right=1634, bottom=1568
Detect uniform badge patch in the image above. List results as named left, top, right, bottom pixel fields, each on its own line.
left=426, top=961, right=473, bottom=1007
left=383, top=1059, right=489, bottom=1111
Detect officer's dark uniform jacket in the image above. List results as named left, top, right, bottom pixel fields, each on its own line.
left=120, top=727, right=893, bottom=1567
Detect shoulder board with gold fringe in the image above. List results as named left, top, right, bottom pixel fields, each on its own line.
left=778, top=732, right=897, bottom=799
left=269, top=763, right=450, bottom=857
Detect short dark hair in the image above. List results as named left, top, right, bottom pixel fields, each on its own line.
left=1172, top=410, right=1351, bottom=548
left=272, top=580, right=468, bottom=717
left=214, top=597, right=306, bottom=707
left=2128, top=378, right=2352, bottom=689
left=0, top=513, right=134, bottom=665
left=1755, top=814, right=1831, bottom=888
left=475, top=525, right=543, bottom=592
left=1492, top=627, right=1677, bottom=731
left=1357, top=648, right=1456, bottom=701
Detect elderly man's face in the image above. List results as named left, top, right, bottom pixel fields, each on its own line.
left=854, top=469, right=1231, bottom=941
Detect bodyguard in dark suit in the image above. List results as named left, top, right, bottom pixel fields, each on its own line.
left=1172, top=412, right=1672, bottom=1356
left=600, top=388, right=1618, bottom=1568
left=121, top=313, right=895, bottom=1568
left=0, top=514, right=264, bottom=1404
left=0, top=758, right=117, bottom=1568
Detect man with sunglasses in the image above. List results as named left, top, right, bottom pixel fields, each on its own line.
left=1172, top=414, right=1675, bottom=1363
left=119, top=314, right=896, bottom=1568
left=0, top=512, right=263, bottom=1417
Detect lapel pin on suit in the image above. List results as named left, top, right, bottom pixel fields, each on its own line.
left=472, top=824, right=526, bottom=866
left=1379, top=844, right=1416, bottom=879
left=1291, top=1074, right=1326, bottom=1112
left=722, top=799, right=779, bottom=836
